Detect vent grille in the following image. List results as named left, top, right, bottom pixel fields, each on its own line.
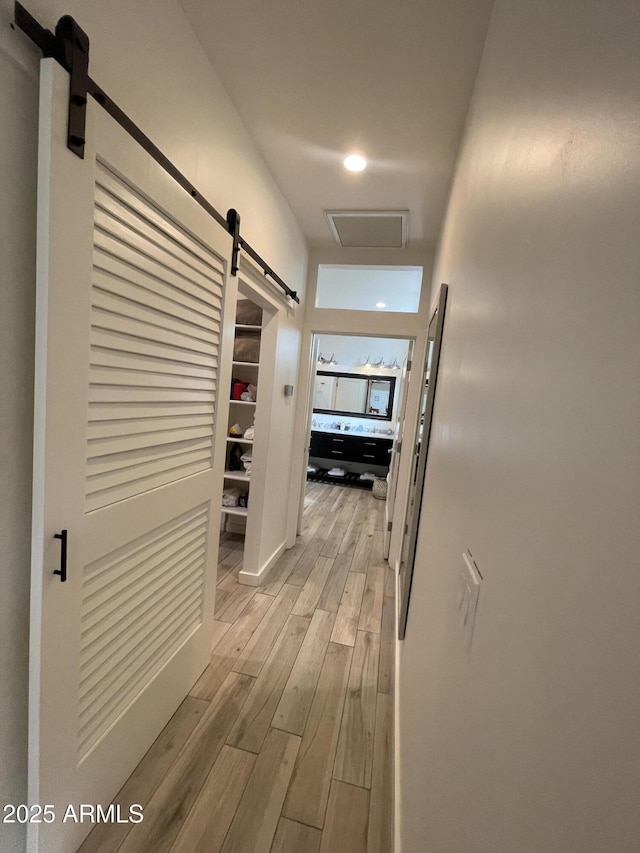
left=85, top=162, right=224, bottom=512
left=325, top=210, right=408, bottom=248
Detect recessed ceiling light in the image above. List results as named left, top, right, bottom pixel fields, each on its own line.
left=375, top=301, right=387, bottom=308
left=344, top=154, right=367, bottom=173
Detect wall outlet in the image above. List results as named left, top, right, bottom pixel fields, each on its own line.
left=458, top=551, right=482, bottom=652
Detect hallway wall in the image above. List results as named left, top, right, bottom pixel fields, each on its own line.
left=0, top=2, right=306, bottom=850
left=399, top=1, right=640, bottom=851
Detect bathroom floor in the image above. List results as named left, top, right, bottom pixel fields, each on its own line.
left=78, top=482, right=395, bottom=853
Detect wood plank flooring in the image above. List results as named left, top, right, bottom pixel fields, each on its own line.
left=79, top=482, right=395, bottom=853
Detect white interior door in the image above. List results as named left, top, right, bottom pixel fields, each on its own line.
left=29, top=59, right=234, bottom=853
left=384, top=343, right=414, bottom=557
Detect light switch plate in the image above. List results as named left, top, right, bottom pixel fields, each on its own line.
left=458, top=551, right=482, bottom=652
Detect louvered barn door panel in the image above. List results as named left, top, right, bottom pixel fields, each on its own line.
left=86, top=162, right=224, bottom=512
left=29, top=60, right=235, bottom=853
left=77, top=504, right=210, bottom=761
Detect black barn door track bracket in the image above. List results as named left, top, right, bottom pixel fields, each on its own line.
left=13, top=4, right=89, bottom=157
left=12, top=2, right=299, bottom=304
left=226, top=208, right=297, bottom=303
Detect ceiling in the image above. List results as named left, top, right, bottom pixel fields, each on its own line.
left=178, top=0, right=495, bottom=251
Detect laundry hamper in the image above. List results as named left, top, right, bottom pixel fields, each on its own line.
left=372, top=477, right=388, bottom=500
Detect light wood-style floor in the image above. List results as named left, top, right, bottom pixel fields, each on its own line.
left=79, top=482, right=394, bottom=853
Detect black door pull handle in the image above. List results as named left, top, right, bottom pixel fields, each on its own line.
left=54, top=529, right=68, bottom=583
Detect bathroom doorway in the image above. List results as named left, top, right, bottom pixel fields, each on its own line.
left=301, top=334, right=412, bottom=519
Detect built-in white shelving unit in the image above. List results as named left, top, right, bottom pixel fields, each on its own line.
left=222, top=506, right=248, bottom=518
left=221, top=302, right=262, bottom=530
left=223, top=471, right=251, bottom=482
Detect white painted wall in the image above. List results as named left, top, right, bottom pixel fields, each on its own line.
left=0, top=2, right=306, bottom=850
left=258, top=301, right=304, bottom=558
left=399, top=2, right=640, bottom=852
left=316, top=334, right=410, bottom=369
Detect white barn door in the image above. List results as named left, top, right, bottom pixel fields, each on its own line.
left=29, top=60, right=234, bottom=853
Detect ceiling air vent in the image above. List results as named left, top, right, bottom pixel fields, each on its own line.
left=325, top=210, right=409, bottom=249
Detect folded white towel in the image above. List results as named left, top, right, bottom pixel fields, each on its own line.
left=240, top=383, right=257, bottom=402
left=222, top=487, right=240, bottom=506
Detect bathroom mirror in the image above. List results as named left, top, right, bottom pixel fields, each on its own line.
left=313, top=371, right=396, bottom=420
left=398, top=283, right=448, bottom=640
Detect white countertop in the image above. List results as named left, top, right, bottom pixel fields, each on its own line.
left=311, top=426, right=394, bottom=438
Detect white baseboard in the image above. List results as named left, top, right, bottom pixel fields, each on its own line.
left=238, top=540, right=287, bottom=587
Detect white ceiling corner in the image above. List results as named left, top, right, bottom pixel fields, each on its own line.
left=178, top=0, right=495, bottom=250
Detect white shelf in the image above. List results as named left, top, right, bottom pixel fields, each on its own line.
left=221, top=506, right=248, bottom=517
left=223, top=307, right=261, bottom=536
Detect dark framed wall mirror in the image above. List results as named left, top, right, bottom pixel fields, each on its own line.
left=398, top=283, right=448, bottom=640
left=313, top=371, right=397, bottom=420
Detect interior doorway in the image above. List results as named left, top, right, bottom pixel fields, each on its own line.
left=300, top=333, right=412, bottom=527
